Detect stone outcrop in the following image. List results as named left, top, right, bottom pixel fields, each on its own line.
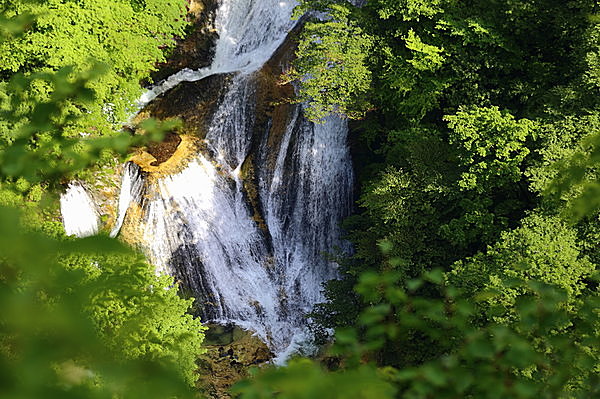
left=197, top=325, right=274, bottom=399
left=128, top=72, right=232, bottom=187
left=129, top=134, right=204, bottom=178
left=138, top=73, right=233, bottom=139
left=150, top=0, right=219, bottom=84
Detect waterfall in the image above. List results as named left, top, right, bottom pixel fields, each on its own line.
left=259, top=111, right=353, bottom=313
left=138, top=0, right=298, bottom=107
left=110, top=162, right=146, bottom=238
left=256, top=110, right=353, bottom=360
left=60, top=183, right=100, bottom=238
left=62, top=0, right=354, bottom=359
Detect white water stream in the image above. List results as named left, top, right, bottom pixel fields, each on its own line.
left=61, top=0, right=354, bottom=360
left=60, top=183, right=100, bottom=237
left=138, top=0, right=298, bottom=107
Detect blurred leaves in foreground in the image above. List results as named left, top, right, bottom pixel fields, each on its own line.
left=234, top=268, right=599, bottom=399
left=0, top=11, right=204, bottom=399
left=0, top=63, right=180, bottom=186
left=0, top=209, right=203, bottom=398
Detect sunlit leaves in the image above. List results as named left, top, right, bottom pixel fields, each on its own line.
left=542, top=117, right=600, bottom=221
left=285, top=2, right=373, bottom=121
left=0, top=3, right=204, bottom=396
left=444, top=106, right=536, bottom=193
left=0, top=65, right=180, bottom=185
left=448, top=212, right=594, bottom=323
left=0, top=206, right=202, bottom=398
left=0, top=0, right=188, bottom=138
left=375, top=0, right=446, bottom=21
left=66, top=251, right=207, bottom=387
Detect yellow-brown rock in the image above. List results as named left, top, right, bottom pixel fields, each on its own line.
left=129, top=134, right=203, bottom=180
left=197, top=327, right=274, bottom=399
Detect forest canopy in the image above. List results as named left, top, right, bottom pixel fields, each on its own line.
left=235, top=0, right=600, bottom=397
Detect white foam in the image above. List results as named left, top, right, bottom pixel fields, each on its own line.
left=137, top=0, right=298, bottom=108
left=84, top=0, right=355, bottom=361
left=60, top=183, right=100, bottom=238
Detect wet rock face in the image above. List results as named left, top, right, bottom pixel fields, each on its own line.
left=150, top=0, right=219, bottom=84
left=145, top=132, right=182, bottom=165
left=140, top=73, right=233, bottom=138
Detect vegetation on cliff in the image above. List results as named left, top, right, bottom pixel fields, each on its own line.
left=0, top=0, right=188, bottom=137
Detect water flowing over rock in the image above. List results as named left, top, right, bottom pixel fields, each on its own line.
left=139, top=0, right=299, bottom=107
left=60, top=183, right=100, bottom=238
left=63, top=0, right=354, bottom=359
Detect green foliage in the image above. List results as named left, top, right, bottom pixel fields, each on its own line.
left=584, top=18, right=600, bottom=90
left=527, top=114, right=600, bottom=196
left=448, top=213, right=594, bottom=323
left=0, top=10, right=205, bottom=397
left=286, top=3, right=373, bottom=120
left=286, top=1, right=600, bottom=398
left=0, top=64, right=180, bottom=185
left=350, top=166, right=444, bottom=276
left=539, top=114, right=600, bottom=221
left=233, top=358, right=396, bottom=399
left=445, top=106, right=536, bottom=193
left=236, top=269, right=600, bottom=398
left=374, top=0, right=446, bottom=21
left=294, top=0, right=599, bottom=120
left=298, top=0, right=599, bottom=314
left=0, top=0, right=188, bottom=137
left=0, top=208, right=203, bottom=398
left=62, top=251, right=206, bottom=386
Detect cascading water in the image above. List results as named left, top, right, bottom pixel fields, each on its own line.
left=60, top=183, right=100, bottom=238
left=139, top=0, right=298, bottom=107
left=256, top=109, right=353, bottom=359
left=63, top=0, right=354, bottom=359
left=259, top=111, right=353, bottom=312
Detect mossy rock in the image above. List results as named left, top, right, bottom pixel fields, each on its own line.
left=197, top=326, right=274, bottom=399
